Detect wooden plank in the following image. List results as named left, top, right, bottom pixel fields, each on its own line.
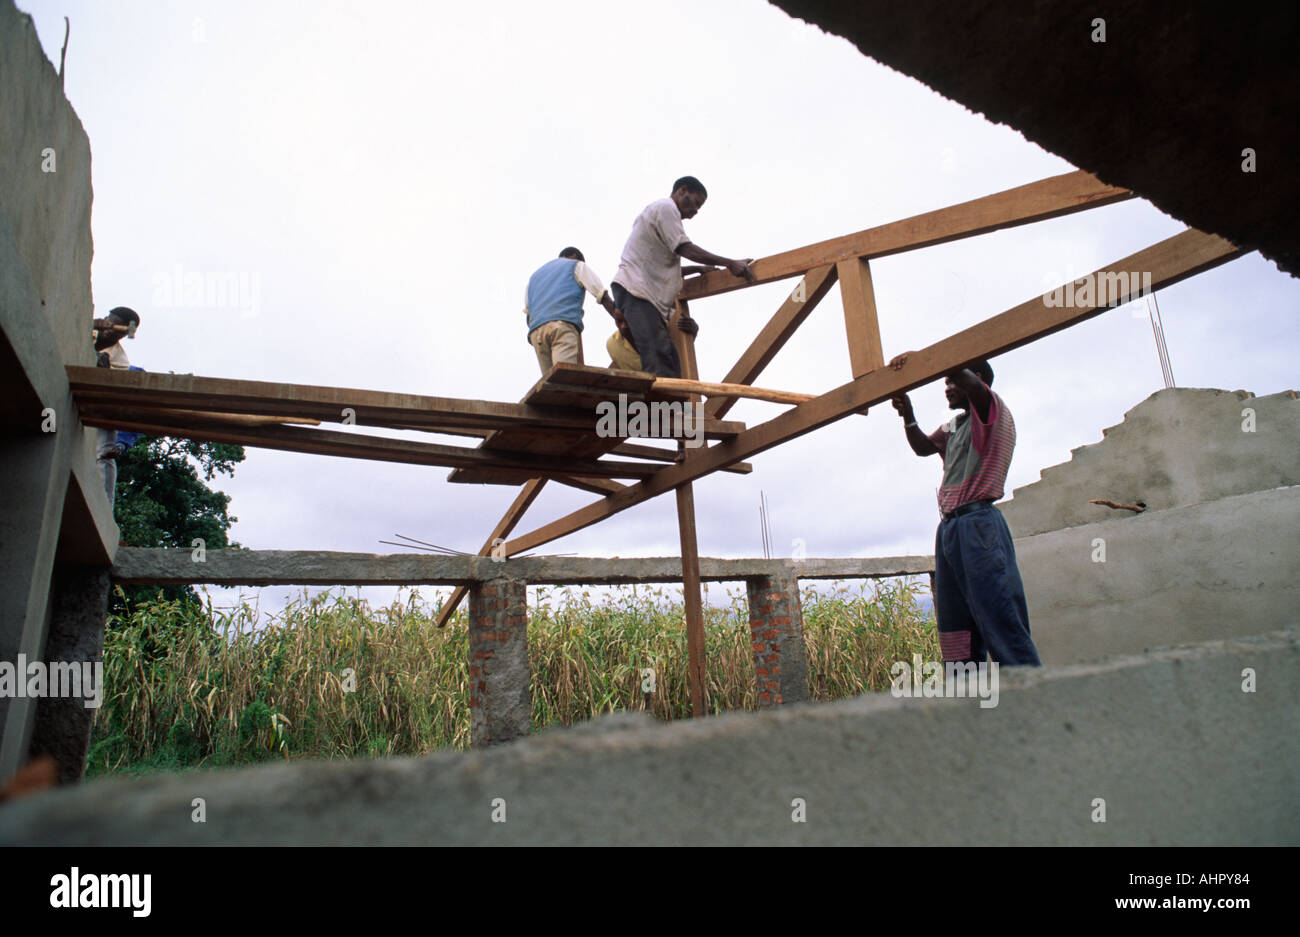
left=67, top=367, right=605, bottom=435
left=447, top=362, right=744, bottom=484
left=672, top=309, right=708, bottom=718
left=404, top=432, right=750, bottom=474
left=680, top=170, right=1133, bottom=301
left=434, top=478, right=548, bottom=629
left=838, top=257, right=884, bottom=378
left=707, top=264, right=838, bottom=419
left=554, top=476, right=628, bottom=496
left=652, top=377, right=814, bottom=406
left=606, top=440, right=751, bottom=474
left=120, top=407, right=321, bottom=427
left=504, top=229, right=1245, bottom=555
left=77, top=408, right=660, bottom=480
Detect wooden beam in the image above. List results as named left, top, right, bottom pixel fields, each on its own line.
left=504, top=229, right=1244, bottom=555
left=68, top=367, right=615, bottom=436
left=133, top=407, right=321, bottom=427
left=77, top=409, right=660, bottom=480
left=680, top=170, right=1133, bottom=301
left=677, top=480, right=707, bottom=718
left=433, top=478, right=547, bottom=629
left=672, top=302, right=708, bottom=718
left=837, top=257, right=884, bottom=378
left=354, top=425, right=752, bottom=473
left=707, top=264, right=839, bottom=419
left=554, top=476, right=628, bottom=496
left=652, top=377, right=814, bottom=406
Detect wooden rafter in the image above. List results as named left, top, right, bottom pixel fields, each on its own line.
left=838, top=257, right=884, bottom=378
left=680, top=169, right=1133, bottom=300
left=706, top=263, right=839, bottom=420
left=433, top=477, right=548, bottom=629
left=77, top=409, right=661, bottom=480
left=68, top=366, right=745, bottom=441
left=503, top=228, right=1244, bottom=555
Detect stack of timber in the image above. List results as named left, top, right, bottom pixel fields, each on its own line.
left=447, top=363, right=738, bottom=486
left=65, top=364, right=748, bottom=488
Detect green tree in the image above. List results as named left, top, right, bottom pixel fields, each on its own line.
left=112, top=437, right=244, bottom=619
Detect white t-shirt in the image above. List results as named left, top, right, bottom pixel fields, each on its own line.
left=612, top=197, right=691, bottom=318
left=92, top=328, right=131, bottom=369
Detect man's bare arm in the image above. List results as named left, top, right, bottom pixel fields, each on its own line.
left=948, top=367, right=992, bottom=423
left=676, top=243, right=755, bottom=281
left=890, top=393, right=939, bottom=457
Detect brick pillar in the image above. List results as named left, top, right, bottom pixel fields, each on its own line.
left=746, top=575, right=809, bottom=707
left=28, top=565, right=110, bottom=784
left=467, top=577, right=530, bottom=748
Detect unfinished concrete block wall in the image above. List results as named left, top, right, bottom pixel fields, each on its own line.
left=1, top=0, right=115, bottom=782
left=0, top=1, right=94, bottom=365
left=999, top=387, right=1300, bottom=664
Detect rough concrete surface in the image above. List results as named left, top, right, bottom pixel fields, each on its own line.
left=772, top=1, right=1300, bottom=277
left=1001, top=388, right=1300, bottom=537
left=1016, top=486, right=1300, bottom=665
left=108, top=549, right=935, bottom=586
left=0, top=0, right=95, bottom=365
left=1, top=630, right=1294, bottom=846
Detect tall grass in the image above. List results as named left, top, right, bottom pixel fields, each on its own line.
left=86, top=578, right=936, bottom=778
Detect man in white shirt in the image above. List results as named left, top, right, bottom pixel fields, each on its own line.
left=610, top=176, right=754, bottom=377
left=524, top=247, right=625, bottom=375
left=90, top=306, right=140, bottom=505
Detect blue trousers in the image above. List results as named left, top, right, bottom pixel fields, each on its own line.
left=933, top=502, right=1041, bottom=665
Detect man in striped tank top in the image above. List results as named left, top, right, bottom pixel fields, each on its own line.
left=889, top=353, right=1042, bottom=667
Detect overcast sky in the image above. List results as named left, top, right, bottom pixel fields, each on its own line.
left=24, top=0, right=1299, bottom=616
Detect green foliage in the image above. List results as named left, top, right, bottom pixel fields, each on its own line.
left=85, top=579, right=938, bottom=779
left=111, top=436, right=244, bottom=616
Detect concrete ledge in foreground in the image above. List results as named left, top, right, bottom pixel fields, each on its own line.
left=1, top=629, right=1294, bottom=845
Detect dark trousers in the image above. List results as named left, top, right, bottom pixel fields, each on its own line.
left=611, top=282, right=681, bottom=378
left=933, top=501, right=1042, bottom=666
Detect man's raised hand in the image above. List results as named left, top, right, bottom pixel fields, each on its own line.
left=727, top=258, right=755, bottom=282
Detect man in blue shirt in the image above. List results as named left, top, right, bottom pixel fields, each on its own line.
left=524, top=247, right=625, bottom=375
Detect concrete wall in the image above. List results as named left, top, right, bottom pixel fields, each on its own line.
left=1015, top=486, right=1300, bottom=664
left=1000, top=388, right=1300, bottom=664
left=1, top=630, right=1293, bottom=845
left=0, top=0, right=115, bottom=781
left=0, top=0, right=95, bottom=366
left=1001, top=387, right=1300, bottom=536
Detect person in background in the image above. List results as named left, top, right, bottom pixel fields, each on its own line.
left=91, top=306, right=142, bottom=506
left=525, top=247, right=625, bottom=375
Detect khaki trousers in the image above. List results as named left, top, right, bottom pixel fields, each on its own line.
left=529, top=320, right=584, bottom=374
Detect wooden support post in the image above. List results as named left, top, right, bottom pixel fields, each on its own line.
left=434, top=478, right=546, bottom=628
left=672, top=301, right=708, bottom=717
left=838, top=257, right=884, bottom=377
left=676, top=483, right=707, bottom=718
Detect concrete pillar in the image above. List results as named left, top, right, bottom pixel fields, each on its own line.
left=27, top=566, right=110, bottom=784
left=746, top=575, right=809, bottom=707
left=467, top=577, right=530, bottom=747
left=0, top=436, right=65, bottom=779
